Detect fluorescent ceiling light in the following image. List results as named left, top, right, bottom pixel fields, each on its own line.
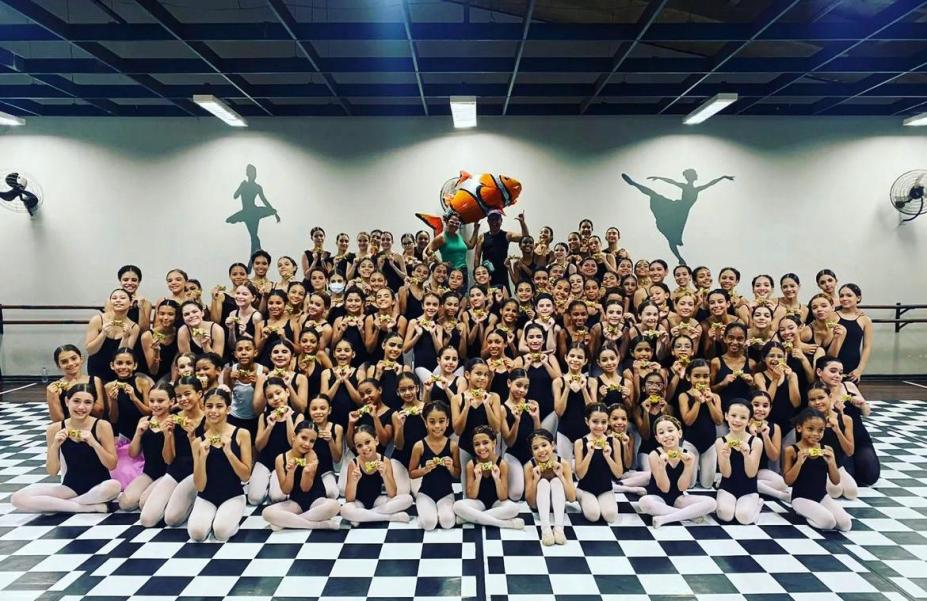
left=0, top=111, right=25, bottom=126
left=450, top=96, right=477, bottom=129
left=683, top=93, right=739, bottom=125
left=903, top=112, right=927, bottom=127
left=193, top=94, right=247, bottom=127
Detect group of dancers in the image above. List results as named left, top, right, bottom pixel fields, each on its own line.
left=12, top=214, right=879, bottom=543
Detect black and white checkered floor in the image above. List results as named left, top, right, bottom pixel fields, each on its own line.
left=1, top=400, right=926, bottom=601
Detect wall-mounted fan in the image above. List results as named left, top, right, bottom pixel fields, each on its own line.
left=891, top=170, right=927, bottom=222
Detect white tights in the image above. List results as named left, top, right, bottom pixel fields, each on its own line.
left=322, top=472, right=339, bottom=499
left=262, top=498, right=341, bottom=529
left=577, top=488, right=619, bottom=523
left=715, top=489, right=763, bottom=525
left=340, top=494, right=413, bottom=523
left=638, top=494, right=717, bottom=527
left=683, top=442, right=718, bottom=489
left=247, top=462, right=285, bottom=505
left=453, top=498, right=521, bottom=528
left=118, top=474, right=158, bottom=511
left=188, top=495, right=246, bottom=542
left=556, top=434, right=575, bottom=466
left=389, top=460, right=421, bottom=497
left=534, top=477, right=566, bottom=530
left=792, top=496, right=852, bottom=531
left=757, top=469, right=791, bottom=501
left=827, top=467, right=859, bottom=500
left=416, top=492, right=455, bottom=530
left=140, top=474, right=197, bottom=527
left=12, top=481, right=120, bottom=514
left=503, top=454, right=524, bottom=501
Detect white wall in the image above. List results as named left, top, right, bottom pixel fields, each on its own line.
left=1, top=116, right=925, bottom=376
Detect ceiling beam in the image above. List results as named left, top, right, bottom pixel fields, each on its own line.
left=0, top=0, right=198, bottom=115
left=502, top=0, right=536, bottom=116
left=400, top=0, right=428, bottom=116
left=735, top=0, right=927, bottom=114
left=579, top=0, right=670, bottom=114
left=813, top=45, right=927, bottom=114
left=133, top=0, right=274, bottom=116
left=658, top=0, right=804, bottom=114
left=11, top=55, right=927, bottom=76
left=5, top=22, right=927, bottom=43
left=266, top=0, right=351, bottom=116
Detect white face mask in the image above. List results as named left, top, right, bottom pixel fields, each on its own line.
left=329, top=283, right=345, bottom=294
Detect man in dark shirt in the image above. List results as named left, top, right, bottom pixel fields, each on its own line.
left=473, top=210, right=529, bottom=292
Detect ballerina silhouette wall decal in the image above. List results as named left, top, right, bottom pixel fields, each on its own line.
left=621, top=169, right=734, bottom=264
left=226, top=164, right=281, bottom=258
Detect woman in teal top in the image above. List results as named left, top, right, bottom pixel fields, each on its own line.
left=426, top=214, right=480, bottom=289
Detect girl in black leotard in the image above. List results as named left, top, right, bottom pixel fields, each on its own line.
left=86, top=288, right=140, bottom=383
left=783, top=409, right=851, bottom=531
left=715, top=400, right=764, bottom=524
left=753, top=342, right=800, bottom=434
left=254, top=339, right=309, bottom=415
left=105, top=348, right=152, bottom=488
left=11, top=385, right=120, bottom=514
left=803, top=293, right=846, bottom=358
left=665, top=335, right=694, bottom=413
left=120, top=382, right=173, bottom=511
left=405, top=292, right=444, bottom=381
left=746, top=304, right=776, bottom=364
left=553, top=345, right=594, bottom=463
left=139, top=376, right=205, bottom=528
left=296, top=328, right=331, bottom=403
left=178, top=300, right=225, bottom=360
left=297, top=292, right=333, bottom=351
left=501, top=369, right=541, bottom=502
left=346, top=379, right=395, bottom=461
left=46, top=345, right=106, bottom=422
left=748, top=391, right=790, bottom=501
left=453, top=426, right=523, bottom=529
left=188, top=388, right=252, bottom=542
left=255, top=291, right=296, bottom=369
left=815, top=356, right=879, bottom=486
left=710, top=323, right=755, bottom=410
left=438, top=293, right=467, bottom=359
left=607, top=404, right=639, bottom=493
left=452, top=359, right=503, bottom=484
left=141, top=300, right=179, bottom=383
left=305, top=394, right=343, bottom=499
left=340, top=425, right=414, bottom=524
left=249, top=377, right=303, bottom=505
left=209, top=263, right=250, bottom=330
left=422, top=345, right=466, bottom=407
left=364, top=287, right=408, bottom=366
left=409, top=402, right=460, bottom=530
left=807, top=384, right=858, bottom=500
left=700, top=289, right=738, bottom=359
left=463, top=286, right=496, bottom=360
left=390, top=372, right=426, bottom=496
left=399, top=263, right=429, bottom=321
left=574, top=403, right=623, bottom=523
left=524, top=429, right=576, bottom=546
left=372, top=333, right=410, bottom=411
left=332, top=288, right=368, bottom=367
left=678, top=359, right=723, bottom=488
left=835, top=284, right=873, bottom=383
left=261, top=421, right=341, bottom=530
left=321, top=339, right=363, bottom=430
left=117, top=265, right=152, bottom=335
left=638, top=415, right=717, bottom=528
left=776, top=316, right=815, bottom=410
left=484, top=330, right=513, bottom=400
left=494, top=300, right=521, bottom=358
left=516, top=324, right=561, bottom=434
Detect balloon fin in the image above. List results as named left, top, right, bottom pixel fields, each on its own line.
left=416, top=213, right=445, bottom=235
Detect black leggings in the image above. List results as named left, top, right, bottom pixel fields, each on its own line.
left=845, top=446, right=880, bottom=487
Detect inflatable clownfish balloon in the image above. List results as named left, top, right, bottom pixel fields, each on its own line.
left=416, top=170, right=522, bottom=234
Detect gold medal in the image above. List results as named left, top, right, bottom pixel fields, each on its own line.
left=808, top=447, right=823, bottom=458
left=480, top=462, right=493, bottom=472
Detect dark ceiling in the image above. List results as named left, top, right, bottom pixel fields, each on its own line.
left=1, top=0, right=926, bottom=118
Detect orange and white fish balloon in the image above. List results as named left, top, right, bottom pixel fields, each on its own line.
left=416, top=170, right=522, bottom=234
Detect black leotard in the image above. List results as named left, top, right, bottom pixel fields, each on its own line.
left=577, top=437, right=612, bottom=495
left=715, top=357, right=753, bottom=410
left=475, top=457, right=502, bottom=508
left=837, top=315, right=864, bottom=375
left=403, top=289, right=424, bottom=321
left=759, top=372, right=795, bottom=432
left=200, top=429, right=244, bottom=506
left=313, top=424, right=336, bottom=474
left=790, top=444, right=827, bottom=502
left=526, top=362, right=555, bottom=417
left=684, top=394, right=717, bottom=453
left=419, top=438, right=454, bottom=501
left=257, top=408, right=292, bottom=468
left=355, top=456, right=385, bottom=507
left=489, top=366, right=510, bottom=400
left=166, top=414, right=205, bottom=481
left=329, top=368, right=360, bottom=430
left=558, top=378, right=588, bottom=442
left=645, top=456, right=685, bottom=505
left=394, top=411, right=427, bottom=468
left=141, top=424, right=167, bottom=479
left=87, top=334, right=121, bottom=383
left=289, top=460, right=325, bottom=510
left=757, top=422, right=779, bottom=471
left=458, top=398, right=490, bottom=456
left=302, top=361, right=323, bottom=405
left=377, top=368, right=402, bottom=411
left=147, top=333, right=178, bottom=382
left=719, top=435, right=757, bottom=497
left=503, top=404, right=534, bottom=464
left=822, top=415, right=850, bottom=469
left=114, top=377, right=146, bottom=440
left=411, top=329, right=440, bottom=372
left=60, top=419, right=111, bottom=495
